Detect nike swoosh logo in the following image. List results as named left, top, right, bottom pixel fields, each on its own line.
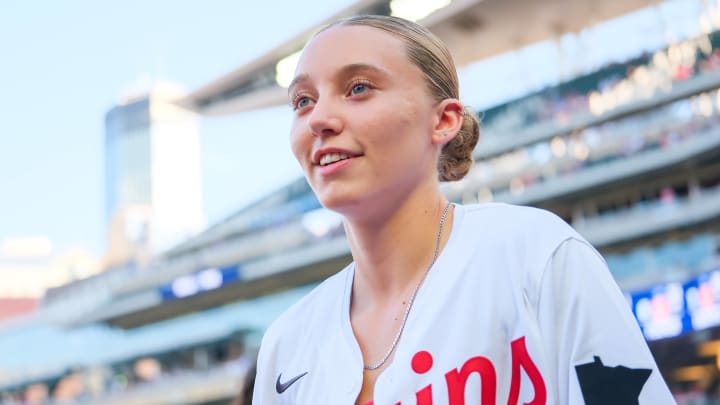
left=275, top=371, right=308, bottom=394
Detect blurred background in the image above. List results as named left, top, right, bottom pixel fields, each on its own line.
left=1, top=0, right=719, bottom=403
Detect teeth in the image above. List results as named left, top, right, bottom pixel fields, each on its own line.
left=320, top=153, right=350, bottom=166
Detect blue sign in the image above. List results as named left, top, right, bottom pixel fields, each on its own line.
left=629, top=268, right=720, bottom=340
left=158, top=265, right=241, bottom=301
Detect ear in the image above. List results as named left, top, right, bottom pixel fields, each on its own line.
left=430, top=98, right=464, bottom=146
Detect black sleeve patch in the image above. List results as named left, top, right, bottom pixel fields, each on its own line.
left=575, top=356, right=651, bottom=405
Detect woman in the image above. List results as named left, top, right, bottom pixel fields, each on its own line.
left=253, top=15, right=675, bottom=404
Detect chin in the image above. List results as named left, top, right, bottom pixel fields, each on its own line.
left=317, top=194, right=353, bottom=214
left=316, top=189, right=365, bottom=216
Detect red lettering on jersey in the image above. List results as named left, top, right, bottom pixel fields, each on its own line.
left=445, top=356, right=497, bottom=404
left=507, top=337, right=546, bottom=405
left=416, top=385, right=433, bottom=405
left=412, top=351, right=435, bottom=405
left=412, top=351, right=433, bottom=374
left=391, top=338, right=544, bottom=404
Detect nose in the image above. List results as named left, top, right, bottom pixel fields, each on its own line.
left=308, top=97, right=343, bottom=137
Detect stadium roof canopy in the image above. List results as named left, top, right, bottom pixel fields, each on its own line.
left=180, top=0, right=658, bottom=116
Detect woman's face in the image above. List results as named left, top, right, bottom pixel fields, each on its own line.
left=289, top=25, right=441, bottom=216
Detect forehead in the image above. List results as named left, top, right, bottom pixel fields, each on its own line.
left=294, top=25, right=417, bottom=80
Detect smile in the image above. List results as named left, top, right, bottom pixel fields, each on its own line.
left=316, top=154, right=359, bottom=176
left=319, top=152, right=352, bottom=166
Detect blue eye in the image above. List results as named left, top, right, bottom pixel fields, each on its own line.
left=350, top=83, right=369, bottom=96
left=293, top=96, right=312, bottom=110
left=297, top=97, right=310, bottom=108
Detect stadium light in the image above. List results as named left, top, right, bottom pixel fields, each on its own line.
left=550, top=136, right=566, bottom=158
left=197, top=268, right=223, bottom=290
left=390, top=0, right=451, bottom=22
left=171, top=275, right=199, bottom=298
left=276, top=50, right=303, bottom=88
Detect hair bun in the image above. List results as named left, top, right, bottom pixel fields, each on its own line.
left=438, top=108, right=480, bottom=182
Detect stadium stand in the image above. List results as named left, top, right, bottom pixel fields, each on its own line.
left=3, top=1, right=720, bottom=403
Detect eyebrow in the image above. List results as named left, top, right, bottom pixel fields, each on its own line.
left=287, top=73, right=309, bottom=96
left=336, top=63, right=390, bottom=81
left=287, top=63, right=390, bottom=96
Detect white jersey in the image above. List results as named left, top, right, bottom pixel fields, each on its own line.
left=253, top=203, right=675, bottom=404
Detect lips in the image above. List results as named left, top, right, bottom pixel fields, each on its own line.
left=312, top=147, right=363, bottom=176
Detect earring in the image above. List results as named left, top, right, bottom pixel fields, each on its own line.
left=442, top=132, right=449, bottom=137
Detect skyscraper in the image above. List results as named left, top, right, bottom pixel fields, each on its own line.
left=104, top=81, right=204, bottom=269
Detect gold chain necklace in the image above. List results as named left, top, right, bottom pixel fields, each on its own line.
left=363, top=201, right=453, bottom=371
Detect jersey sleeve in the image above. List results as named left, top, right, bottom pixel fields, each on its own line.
left=535, top=237, right=676, bottom=404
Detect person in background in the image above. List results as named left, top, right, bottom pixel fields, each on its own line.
left=230, top=363, right=255, bottom=405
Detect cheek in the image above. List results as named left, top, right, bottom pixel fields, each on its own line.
left=289, top=125, right=307, bottom=165
left=367, top=107, right=424, bottom=152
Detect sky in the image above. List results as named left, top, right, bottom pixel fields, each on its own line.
left=0, top=0, right=705, bottom=259
left=0, top=0, right=355, bottom=257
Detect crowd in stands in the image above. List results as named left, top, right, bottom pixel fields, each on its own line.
left=0, top=338, right=253, bottom=405
left=481, top=31, right=720, bottom=136
left=467, top=85, right=720, bottom=200
left=606, top=233, right=719, bottom=286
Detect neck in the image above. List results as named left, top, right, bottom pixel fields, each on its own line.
left=344, top=184, right=453, bottom=308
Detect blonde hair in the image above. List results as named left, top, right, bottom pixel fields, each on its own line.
left=320, top=15, right=480, bottom=182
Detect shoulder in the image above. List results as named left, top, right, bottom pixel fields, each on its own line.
left=459, top=202, right=579, bottom=251
left=454, top=203, right=587, bottom=297
left=461, top=202, right=568, bottom=227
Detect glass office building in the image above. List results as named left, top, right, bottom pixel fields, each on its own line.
left=104, top=83, right=205, bottom=268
